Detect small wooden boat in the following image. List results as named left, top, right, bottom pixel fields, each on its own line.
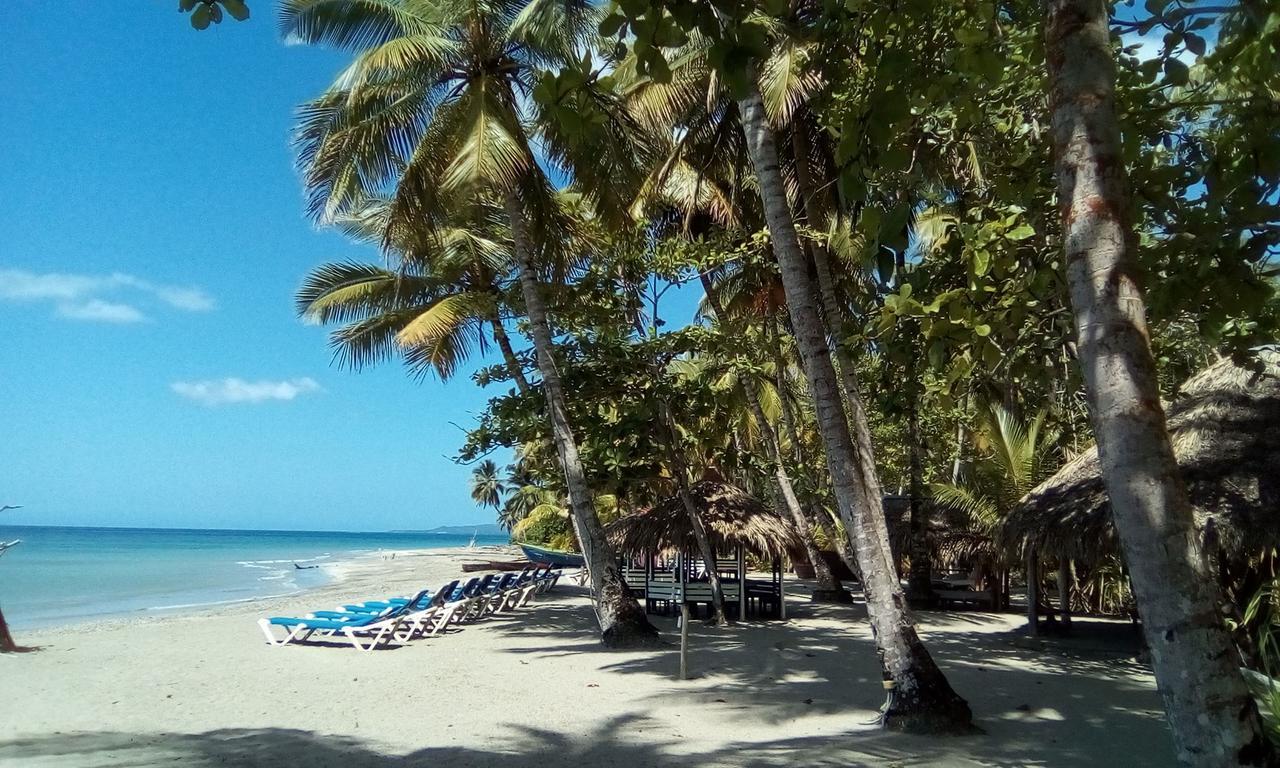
left=518, top=543, right=584, bottom=568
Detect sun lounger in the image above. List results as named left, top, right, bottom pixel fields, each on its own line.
left=464, top=573, right=518, bottom=619
left=341, top=578, right=465, bottom=614
left=537, top=566, right=563, bottom=593
left=257, top=588, right=431, bottom=651
left=508, top=565, right=556, bottom=608
left=426, top=577, right=485, bottom=631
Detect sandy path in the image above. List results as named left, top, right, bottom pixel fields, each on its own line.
left=0, top=547, right=1172, bottom=767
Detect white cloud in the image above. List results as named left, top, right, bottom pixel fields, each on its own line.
left=0, top=268, right=216, bottom=322
left=110, top=274, right=217, bottom=312
left=171, top=377, right=322, bottom=406
left=56, top=299, right=147, bottom=324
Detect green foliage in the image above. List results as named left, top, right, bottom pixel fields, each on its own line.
left=511, top=504, right=575, bottom=549
left=287, top=0, right=1280, bottom=646
left=469, top=459, right=506, bottom=511
left=180, top=0, right=249, bottom=29
left=932, top=404, right=1058, bottom=540
left=1231, top=575, right=1280, bottom=746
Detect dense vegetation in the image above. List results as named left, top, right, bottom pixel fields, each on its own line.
left=280, top=0, right=1279, bottom=762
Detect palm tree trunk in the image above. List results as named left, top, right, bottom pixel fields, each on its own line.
left=904, top=378, right=934, bottom=604
left=0, top=606, right=16, bottom=653
left=771, top=329, right=861, bottom=583
left=793, top=126, right=886, bottom=509
left=0, top=606, right=33, bottom=653
left=1047, top=1, right=1270, bottom=761
left=738, top=80, right=970, bottom=732
left=656, top=398, right=728, bottom=624
left=505, top=190, right=658, bottom=648
left=701, top=275, right=846, bottom=601
left=893, top=251, right=935, bottom=605
left=488, top=315, right=532, bottom=396
left=767, top=324, right=805, bottom=465
left=766, top=322, right=853, bottom=599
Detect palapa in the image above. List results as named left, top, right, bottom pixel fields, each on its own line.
left=606, top=481, right=801, bottom=560
left=1003, top=348, right=1280, bottom=567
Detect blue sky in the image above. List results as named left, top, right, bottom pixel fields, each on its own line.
left=0, top=4, right=524, bottom=531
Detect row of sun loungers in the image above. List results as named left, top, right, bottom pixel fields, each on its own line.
left=258, top=565, right=564, bottom=652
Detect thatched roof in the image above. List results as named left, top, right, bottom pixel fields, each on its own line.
left=606, top=481, right=801, bottom=560
left=1004, top=349, right=1280, bottom=566
left=884, top=495, right=999, bottom=571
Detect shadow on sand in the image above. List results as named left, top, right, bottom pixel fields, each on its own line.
left=0, top=585, right=1172, bottom=767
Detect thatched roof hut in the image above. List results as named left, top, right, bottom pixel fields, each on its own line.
left=883, top=495, right=996, bottom=573
left=607, top=481, right=801, bottom=560
left=1004, top=349, right=1280, bottom=567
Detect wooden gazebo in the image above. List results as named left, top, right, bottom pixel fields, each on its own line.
left=1005, top=348, right=1280, bottom=631
left=606, top=481, right=801, bottom=620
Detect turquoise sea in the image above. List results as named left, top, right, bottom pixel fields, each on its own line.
left=0, top=526, right=509, bottom=630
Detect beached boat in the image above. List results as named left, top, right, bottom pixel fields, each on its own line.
left=518, top=543, right=584, bottom=568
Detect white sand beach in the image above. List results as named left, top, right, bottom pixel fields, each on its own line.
left=0, top=546, right=1173, bottom=767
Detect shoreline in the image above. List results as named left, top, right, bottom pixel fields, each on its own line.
left=1, top=544, right=1175, bottom=767
left=9, top=544, right=519, bottom=638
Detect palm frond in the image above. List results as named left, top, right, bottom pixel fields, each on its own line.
left=441, top=80, right=533, bottom=195
left=758, top=36, right=822, bottom=126
left=932, top=482, right=1001, bottom=533
left=296, top=261, right=433, bottom=324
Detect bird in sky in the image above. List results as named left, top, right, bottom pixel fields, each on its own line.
left=0, top=505, right=22, bottom=513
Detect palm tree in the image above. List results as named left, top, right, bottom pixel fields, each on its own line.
left=280, top=0, right=657, bottom=646
left=469, top=459, right=507, bottom=511
left=614, top=15, right=969, bottom=724
left=932, top=405, right=1056, bottom=607
left=735, top=58, right=971, bottom=732
left=933, top=406, right=1056, bottom=537
left=1045, top=0, right=1271, bottom=758
left=615, top=52, right=851, bottom=601
left=296, top=199, right=533, bottom=393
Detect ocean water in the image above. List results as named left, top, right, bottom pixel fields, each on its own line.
left=0, top=526, right=509, bottom=630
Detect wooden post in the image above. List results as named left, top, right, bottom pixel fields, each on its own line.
left=1026, top=548, right=1039, bottom=636
left=1057, top=558, right=1072, bottom=629
left=737, top=545, right=746, bottom=620
left=778, top=556, right=786, bottom=620
left=679, top=602, right=690, bottom=680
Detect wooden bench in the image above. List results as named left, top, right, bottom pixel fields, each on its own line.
left=934, top=588, right=996, bottom=610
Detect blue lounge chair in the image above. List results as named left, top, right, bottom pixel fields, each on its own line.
left=467, top=573, right=524, bottom=619
left=257, top=588, right=431, bottom=651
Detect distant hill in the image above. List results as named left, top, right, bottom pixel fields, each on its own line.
left=391, top=524, right=507, bottom=537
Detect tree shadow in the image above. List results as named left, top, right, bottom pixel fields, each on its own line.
left=469, top=583, right=1171, bottom=763
left=0, top=714, right=1172, bottom=768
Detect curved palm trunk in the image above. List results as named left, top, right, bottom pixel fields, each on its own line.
left=767, top=325, right=805, bottom=466
left=0, top=606, right=33, bottom=653
left=894, top=253, right=935, bottom=605
left=765, top=322, right=850, bottom=599
left=505, top=191, right=658, bottom=648
left=1046, top=2, right=1270, bottom=762
left=701, top=275, right=846, bottom=601
left=656, top=398, right=728, bottom=624
left=792, top=129, right=899, bottom=579
left=904, top=379, right=934, bottom=604
left=738, top=80, right=971, bottom=732
left=488, top=314, right=532, bottom=396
